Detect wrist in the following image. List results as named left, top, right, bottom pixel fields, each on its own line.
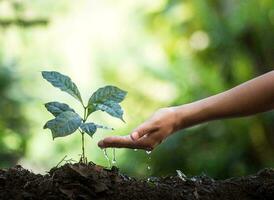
left=172, top=100, right=211, bottom=131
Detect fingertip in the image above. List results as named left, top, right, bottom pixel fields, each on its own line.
left=130, top=131, right=139, bottom=141
left=98, top=140, right=105, bottom=148
left=98, top=137, right=116, bottom=148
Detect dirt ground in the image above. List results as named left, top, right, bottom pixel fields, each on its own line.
left=0, top=163, right=273, bottom=200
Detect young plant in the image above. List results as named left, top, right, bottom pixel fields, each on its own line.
left=42, top=71, right=127, bottom=164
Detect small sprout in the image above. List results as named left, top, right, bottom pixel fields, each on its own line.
left=42, top=71, right=127, bottom=164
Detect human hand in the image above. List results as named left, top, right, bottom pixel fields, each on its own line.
left=98, top=107, right=179, bottom=150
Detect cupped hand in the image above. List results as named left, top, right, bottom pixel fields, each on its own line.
left=97, top=107, right=179, bottom=150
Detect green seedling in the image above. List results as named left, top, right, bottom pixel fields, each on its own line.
left=42, top=71, right=127, bottom=164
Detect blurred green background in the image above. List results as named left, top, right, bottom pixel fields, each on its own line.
left=0, top=0, right=273, bottom=179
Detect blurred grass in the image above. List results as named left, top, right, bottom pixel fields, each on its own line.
left=0, top=0, right=273, bottom=178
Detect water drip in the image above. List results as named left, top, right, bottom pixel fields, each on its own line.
left=146, top=150, right=151, bottom=155
left=112, top=148, right=116, bottom=165
left=145, top=150, right=152, bottom=172
left=103, top=149, right=111, bottom=168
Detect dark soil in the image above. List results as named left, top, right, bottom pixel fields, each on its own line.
left=0, top=163, right=273, bottom=200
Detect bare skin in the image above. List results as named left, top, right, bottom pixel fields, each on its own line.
left=98, top=70, right=274, bottom=150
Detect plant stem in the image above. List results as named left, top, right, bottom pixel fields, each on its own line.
left=81, top=131, right=85, bottom=163
left=80, top=106, right=88, bottom=164
left=83, top=106, right=87, bottom=122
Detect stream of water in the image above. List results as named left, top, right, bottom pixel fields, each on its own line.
left=103, top=148, right=111, bottom=168
left=112, top=148, right=116, bottom=165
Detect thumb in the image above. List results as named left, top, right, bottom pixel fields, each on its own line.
left=130, top=123, right=153, bottom=141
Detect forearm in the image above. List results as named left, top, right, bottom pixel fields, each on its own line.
left=174, top=71, right=274, bottom=130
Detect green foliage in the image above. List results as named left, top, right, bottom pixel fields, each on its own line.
left=1, top=0, right=273, bottom=178
left=45, top=102, right=75, bottom=117
left=99, top=0, right=274, bottom=178
left=80, top=123, right=97, bottom=137
left=44, top=111, right=82, bottom=139
left=42, top=71, right=127, bottom=162
left=87, top=85, right=127, bottom=121
left=42, top=71, right=83, bottom=103
left=79, top=123, right=114, bottom=138
left=142, top=0, right=274, bottom=178
left=0, top=64, right=29, bottom=168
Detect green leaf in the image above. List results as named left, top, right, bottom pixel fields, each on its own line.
left=44, top=111, right=82, bottom=139
left=42, top=71, right=83, bottom=103
left=80, top=123, right=97, bottom=137
left=80, top=122, right=113, bottom=138
left=87, top=85, right=127, bottom=120
left=89, top=85, right=127, bottom=104
left=45, top=101, right=75, bottom=117
left=95, top=101, right=124, bottom=121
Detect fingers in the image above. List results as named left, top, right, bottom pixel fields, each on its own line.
left=130, top=123, right=159, bottom=141
left=98, top=135, right=155, bottom=150
left=130, top=131, right=139, bottom=141
left=97, top=121, right=162, bottom=150
left=98, top=136, right=132, bottom=148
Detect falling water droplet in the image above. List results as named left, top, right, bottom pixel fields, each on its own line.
left=145, top=150, right=152, bottom=172
left=112, top=148, right=116, bottom=165
left=103, top=149, right=111, bottom=168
